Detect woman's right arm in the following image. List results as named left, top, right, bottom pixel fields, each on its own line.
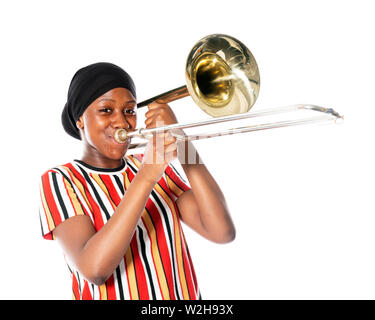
left=53, top=133, right=177, bottom=286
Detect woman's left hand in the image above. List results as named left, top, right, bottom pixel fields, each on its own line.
left=145, top=102, right=178, bottom=128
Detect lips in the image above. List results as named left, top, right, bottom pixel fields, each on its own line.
left=109, top=135, right=128, bottom=146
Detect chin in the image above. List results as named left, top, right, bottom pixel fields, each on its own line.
left=105, top=148, right=127, bottom=160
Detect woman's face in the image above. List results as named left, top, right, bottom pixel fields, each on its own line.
left=77, top=87, right=137, bottom=165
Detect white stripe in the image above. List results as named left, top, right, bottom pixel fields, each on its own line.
left=148, top=189, right=184, bottom=299
left=57, top=167, right=94, bottom=221
left=118, top=258, right=131, bottom=300
left=48, top=171, right=74, bottom=221
left=73, top=163, right=113, bottom=223
left=135, top=226, right=154, bottom=299
left=151, top=189, right=183, bottom=299
left=127, top=156, right=185, bottom=299
left=138, top=218, right=163, bottom=299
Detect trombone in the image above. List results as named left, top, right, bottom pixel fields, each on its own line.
left=114, top=34, right=343, bottom=147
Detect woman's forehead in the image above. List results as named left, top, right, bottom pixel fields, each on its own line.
left=92, top=88, right=136, bottom=106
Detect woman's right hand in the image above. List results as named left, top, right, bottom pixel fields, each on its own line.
left=140, top=102, right=179, bottom=182
left=141, top=131, right=178, bottom=182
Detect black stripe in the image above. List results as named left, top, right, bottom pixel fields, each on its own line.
left=179, top=234, right=191, bottom=300
left=165, top=171, right=185, bottom=193
left=51, top=172, right=69, bottom=220
left=115, top=266, right=124, bottom=300
left=150, top=187, right=181, bottom=300
left=76, top=165, right=112, bottom=221
left=169, top=163, right=188, bottom=183
left=54, top=168, right=73, bottom=186
left=114, top=175, right=125, bottom=195
left=74, top=159, right=126, bottom=172
left=137, top=226, right=157, bottom=299
left=76, top=271, right=82, bottom=296
left=39, top=210, right=46, bottom=236
left=127, top=159, right=182, bottom=300
left=98, top=174, right=117, bottom=205
left=125, top=160, right=138, bottom=175
left=145, top=205, right=173, bottom=299
left=129, top=245, right=140, bottom=299
left=55, top=168, right=88, bottom=216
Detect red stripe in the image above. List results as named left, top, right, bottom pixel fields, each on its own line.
left=126, top=165, right=136, bottom=181
left=105, top=275, right=117, bottom=300
left=65, top=163, right=105, bottom=231
left=158, top=178, right=196, bottom=298
left=82, top=281, right=93, bottom=300
left=123, top=256, right=133, bottom=300
left=100, top=174, right=122, bottom=206
left=153, top=178, right=185, bottom=298
left=72, top=273, right=80, bottom=300
left=141, top=216, right=165, bottom=299
left=146, top=188, right=177, bottom=299
left=165, top=165, right=190, bottom=192
left=180, top=230, right=197, bottom=299
left=43, top=232, right=53, bottom=240
left=41, top=171, right=62, bottom=227
left=130, top=236, right=149, bottom=300
left=185, top=242, right=199, bottom=296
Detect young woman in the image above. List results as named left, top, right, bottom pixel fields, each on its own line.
left=39, top=62, right=235, bottom=300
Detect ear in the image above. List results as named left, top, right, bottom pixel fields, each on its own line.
left=76, top=117, right=84, bottom=130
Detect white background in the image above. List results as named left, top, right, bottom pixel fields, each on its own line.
left=0, top=0, right=374, bottom=299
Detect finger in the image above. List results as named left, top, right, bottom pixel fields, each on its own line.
left=145, top=109, right=157, bottom=118
left=147, top=101, right=165, bottom=111
left=145, top=118, right=156, bottom=128
left=164, top=142, right=178, bottom=153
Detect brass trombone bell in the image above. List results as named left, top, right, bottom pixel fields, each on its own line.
left=114, top=34, right=260, bottom=144
left=113, top=34, right=343, bottom=146
left=135, top=34, right=260, bottom=117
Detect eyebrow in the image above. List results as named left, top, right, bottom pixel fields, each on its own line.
left=98, top=98, right=137, bottom=105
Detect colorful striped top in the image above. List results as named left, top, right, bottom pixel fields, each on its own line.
left=39, top=154, right=201, bottom=300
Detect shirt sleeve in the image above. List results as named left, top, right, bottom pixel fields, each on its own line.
left=164, top=162, right=191, bottom=200
left=39, top=168, right=89, bottom=240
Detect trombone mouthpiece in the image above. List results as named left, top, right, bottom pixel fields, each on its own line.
left=114, top=129, right=128, bottom=144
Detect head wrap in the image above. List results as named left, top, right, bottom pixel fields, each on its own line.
left=61, top=62, right=136, bottom=140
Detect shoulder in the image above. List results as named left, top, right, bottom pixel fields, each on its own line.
left=40, top=161, right=78, bottom=185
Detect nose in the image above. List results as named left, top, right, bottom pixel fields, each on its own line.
left=112, top=111, right=130, bottom=130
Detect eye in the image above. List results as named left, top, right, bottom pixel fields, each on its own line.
left=99, top=107, right=112, bottom=114
left=124, top=108, right=136, bottom=115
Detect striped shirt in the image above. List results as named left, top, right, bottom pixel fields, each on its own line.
left=39, top=154, right=201, bottom=300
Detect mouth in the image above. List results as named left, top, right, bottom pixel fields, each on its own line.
left=109, top=135, right=129, bottom=146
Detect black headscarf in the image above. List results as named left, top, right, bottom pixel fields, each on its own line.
left=61, top=62, right=136, bottom=140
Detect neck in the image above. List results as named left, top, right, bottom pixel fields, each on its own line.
left=80, top=144, right=126, bottom=169
left=79, top=155, right=124, bottom=169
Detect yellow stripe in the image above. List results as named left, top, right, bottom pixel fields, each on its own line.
left=142, top=210, right=170, bottom=299
left=62, top=176, right=85, bottom=216
left=63, top=167, right=93, bottom=213
left=40, top=182, right=55, bottom=233
left=99, top=283, right=108, bottom=300
left=123, top=170, right=131, bottom=190
left=125, top=248, right=139, bottom=299
left=123, top=158, right=139, bottom=299
left=128, top=155, right=190, bottom=299
left=128, top=155, right=141, bottom=168
left=90, top=173, right=116, bottom=209
left=153, top=183, right=190, bottom=299
left=165, top=175, right=184, bottom=197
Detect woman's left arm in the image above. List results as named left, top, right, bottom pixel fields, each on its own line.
left=144, top=102, right=235, bottom=243
left=176, top=141, right=236, bottom=243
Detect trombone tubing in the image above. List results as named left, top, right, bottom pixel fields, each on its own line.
left=124, top=104, right=343, bottom=141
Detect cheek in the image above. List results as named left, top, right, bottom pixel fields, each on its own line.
left=129, top=115, right=137, bottom=128
left=82, top=115, right=108, bottom=144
